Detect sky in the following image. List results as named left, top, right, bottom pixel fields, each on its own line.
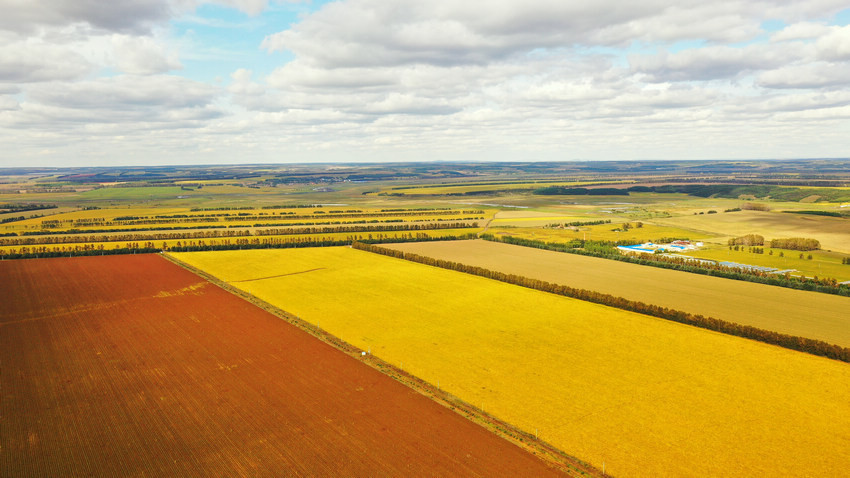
left=1, top=0, right=849, bottom=167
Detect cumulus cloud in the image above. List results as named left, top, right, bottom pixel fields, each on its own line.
left=26, top=75, right=217, bottom=110
left=0, top=0, right=180, bottom=35
left=629, top=44, right=801, bottom=82
left=2, top=75, right=222, bottom=133
left=816, top=25, right=850, bottom=60
left=111, top=35, right=182, bottom=75
left=0, top=40, right=93, bottom=82
left=758, top=62, right=850, bottom=89
left=2, top=0, right=850, bottom=165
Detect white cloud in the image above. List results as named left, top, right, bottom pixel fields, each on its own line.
left=629, top=44, right=802, bottom=82
left=816, top=25, right=850, bottom=60
left=758, top=62, right=850, bottom=89
left=771, top=22, right=832, bottom=42
left=2, top=0, right=850, bottom=166
left=0, top=39, right=93, bottom=82
left=111, top=35, right=182, bottom=75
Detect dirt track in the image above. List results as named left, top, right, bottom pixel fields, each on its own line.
left=1, top=254, right=570, bottom=477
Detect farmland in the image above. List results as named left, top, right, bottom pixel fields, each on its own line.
left=654, top=209, right=850, bottom=253
left=172, top=246, right=850, bottom=478
left=5, top=160, right=850, bottom=476
left=0, top=204, right=488, bottom=257
left=384, top=239, right=850, bottom=346
left=0, top=254, right=570, bottom=477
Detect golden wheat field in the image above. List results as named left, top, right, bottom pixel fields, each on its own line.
left=173, top=247, right=850, bottom=478
left=384, top=240, right=850, bottom=346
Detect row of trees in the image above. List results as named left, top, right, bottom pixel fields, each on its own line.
left=769, top=237, right=821, bottom=251
left=0, top=229, right=253, bottom=246
left=2, top=222, right=479, bottom=246
left=168, top=232, right=475, bottom=252
left=545, top=219, right=611, bottom=228
left=0, top=247, right=159, bottom=259
left=254, top=222, right=476, bottom=236
left=0, top=232, right=479, bottom=258
left=355, top=242, right=850, bottom=363
left=480, top=234, right=850, bottom=296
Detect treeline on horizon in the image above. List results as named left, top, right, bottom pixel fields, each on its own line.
left=533, top=184, right=850, bottom=202
left=480, top=234, right=849, bottom=296
left=354, top=242, right=850, bottom=363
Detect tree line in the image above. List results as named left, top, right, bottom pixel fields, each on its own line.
left=480, top=234, right=850, bottom=296
left=353, top=242, right=850, bottom=363
left=1, top=222, right=478, bottom=247
left=0, top=232, right=477, bottom=259
left=769, top=237, right=820, bottom=251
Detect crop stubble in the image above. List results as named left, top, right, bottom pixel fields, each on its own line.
left=0, top=254, right=566, bottom=477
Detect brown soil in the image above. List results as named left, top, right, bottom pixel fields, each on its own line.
left=0, top=254, right=586, bottom=477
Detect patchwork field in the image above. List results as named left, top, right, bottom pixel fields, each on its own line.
left=173, top=247, right=850, bottom=478
left=385, top=240, right=850, bottom=347
left=0, top=255, right=567, bottom=477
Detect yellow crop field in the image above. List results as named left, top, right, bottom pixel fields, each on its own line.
left=386, top=240, right=850, bottom=346
left=173, top=247, right=850, bottom=478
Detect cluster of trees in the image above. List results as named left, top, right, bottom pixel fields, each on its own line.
left=741, top=202, right=770, bottom=211
left=789, top=210, right=850, bottom=218
left=615, top=222, right=643, bottom=231
left=545, top=219, right=611, bottom=228
left=769, top=238, right=820, bottom=251
left=355, top=242, right=850, bottom=363
left=728, top=234, right=765, bottom=246
left=0, top=203, right=57, bottom=213
left=1, top=214, right=47, bottom=224
left=480, top=234, right=850, bottom=296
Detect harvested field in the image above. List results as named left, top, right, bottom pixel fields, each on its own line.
left=0, top=254, right=568, bottom=477
left=174, top=247, right=850, bottom=478
left=654, top=210, right=850, bottom=253
left=386, top=240, right=850, bottom=347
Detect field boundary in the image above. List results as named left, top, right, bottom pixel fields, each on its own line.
left=161, top=252, right=603, bottom=477
left=353, top=243, right=850, bottom=363
left=480, top=234, right=850, bottom=297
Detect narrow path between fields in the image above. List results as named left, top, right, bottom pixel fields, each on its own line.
left=232, top=268, right=326, bottom=283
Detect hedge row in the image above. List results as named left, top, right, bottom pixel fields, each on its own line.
left=354, top=242, right=850, bottom=363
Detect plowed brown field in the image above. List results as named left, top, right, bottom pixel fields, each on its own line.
left=0, top=254, right=567, bottom=477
